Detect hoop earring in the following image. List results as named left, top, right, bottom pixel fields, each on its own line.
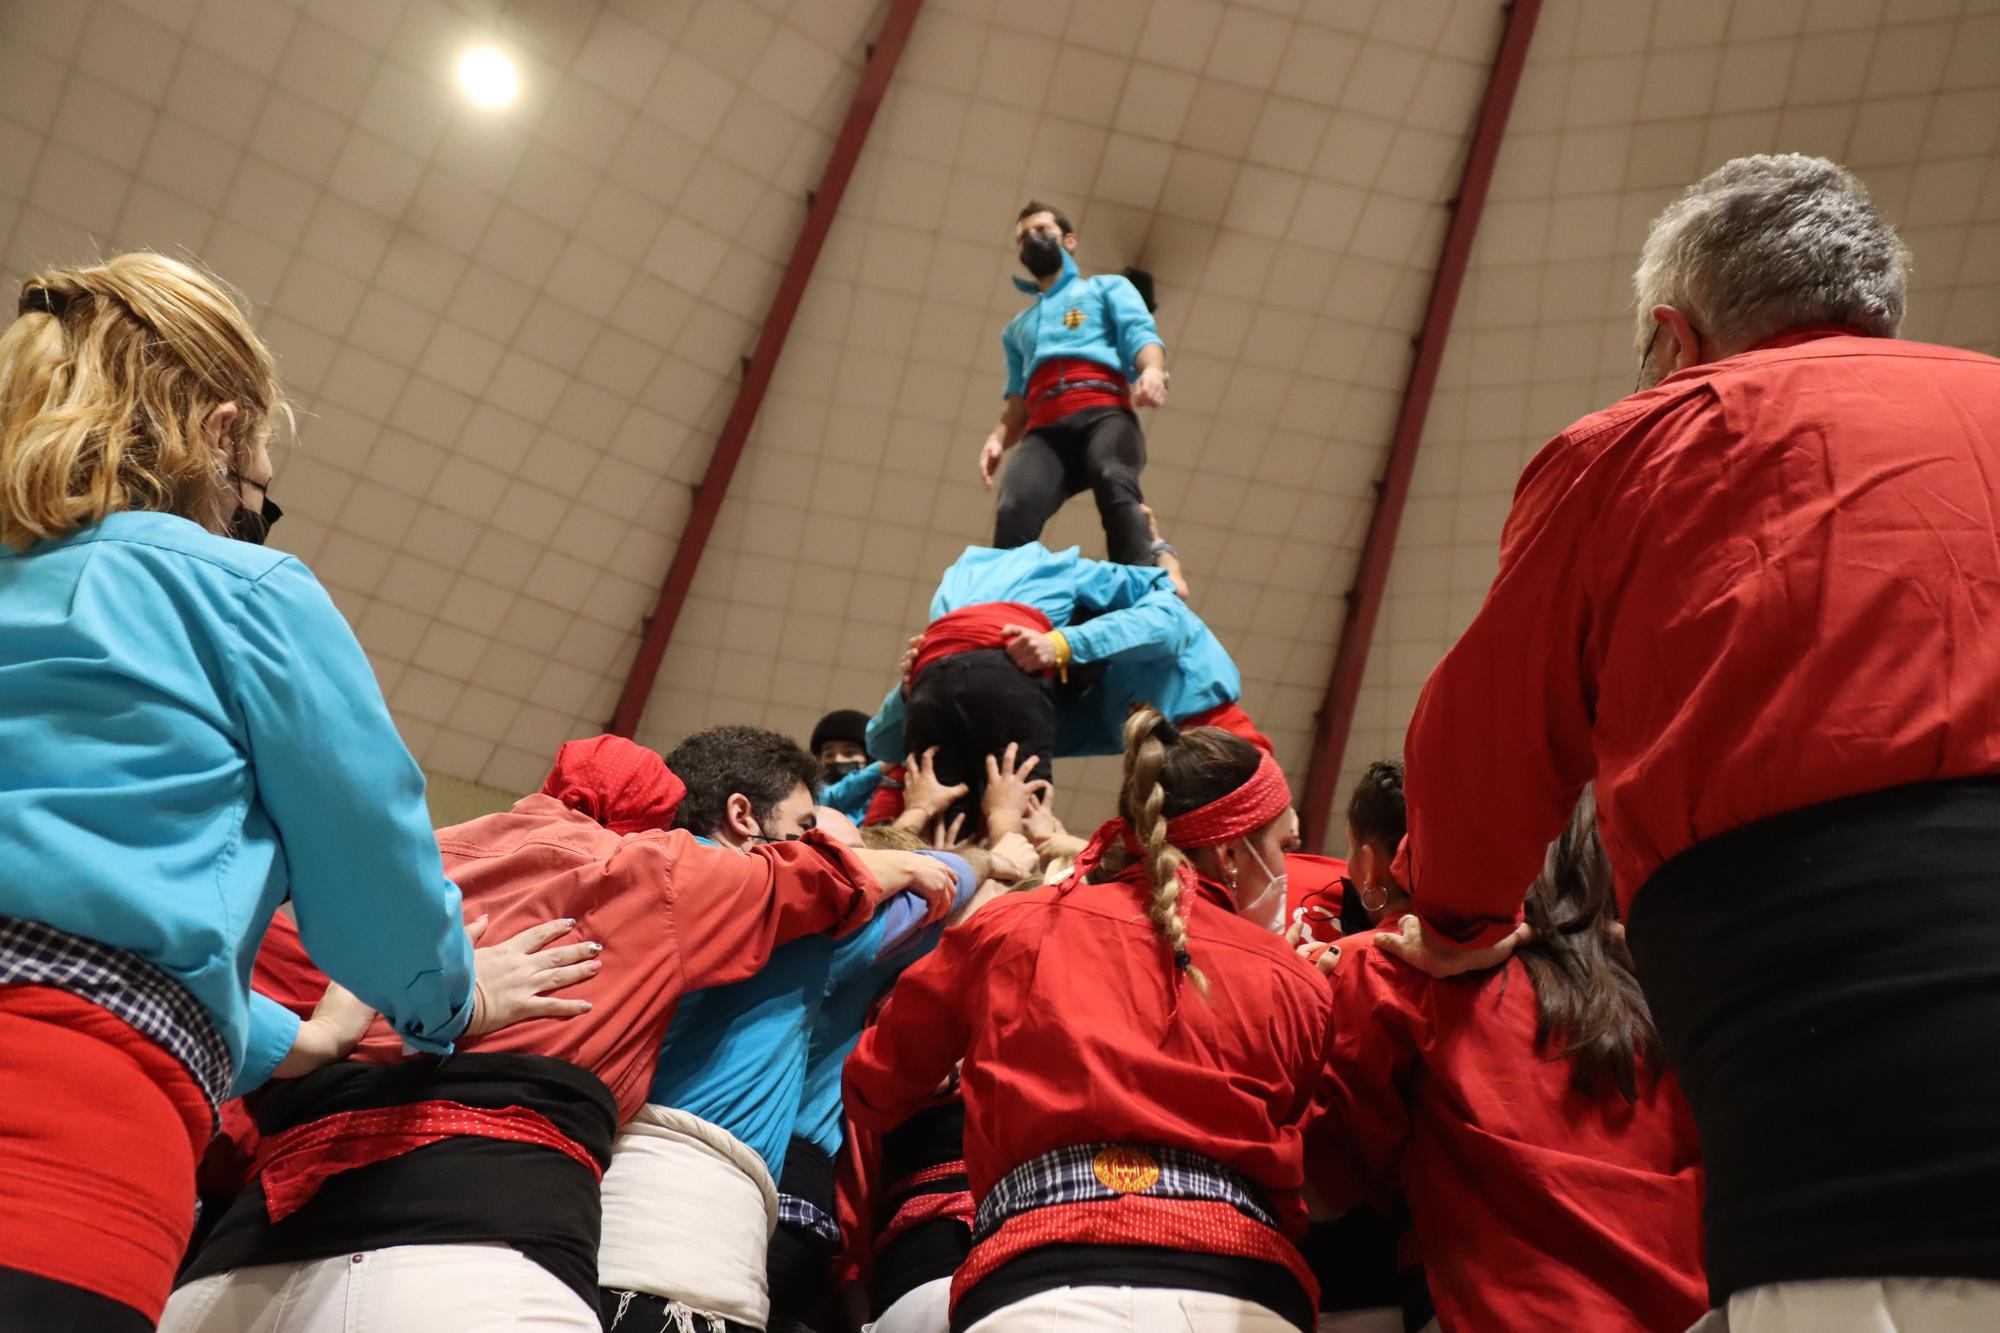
left=1358, top=879, right=1387, bottom=913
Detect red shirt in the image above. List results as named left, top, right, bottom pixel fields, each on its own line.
left=844, top=867, right=1335, bottom=1237
left=346, top=796, right=885, bottom=1119
left=1402, top=332, right=2000, bottom=945
left=1310, top=947, right=1704, bottom=1331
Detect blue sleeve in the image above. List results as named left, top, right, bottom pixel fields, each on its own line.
left=1063, top=567, right=1192, bottom=666
left=1101, top=276, right=1164, bottom=376
left=866, top=685, right=907, bottom=764
left=233, top=990, right=301, bottom=1097
left=1003, top=318, right=1027, bottom=398
left=821, top=763, right=884, bottom=821
left=231, top=559, right=475, bottom=1054
left=873, top=851, right=976, bottom=960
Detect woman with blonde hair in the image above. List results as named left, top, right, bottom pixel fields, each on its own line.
left=0, top=253, right=584, bottom=1332
left=844, top=707, right=1336, bottom=1332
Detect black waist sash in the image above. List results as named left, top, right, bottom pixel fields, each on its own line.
left=181, top=1054, right=616, bottom=1315
left=1628, top=777, right=2000, bottom=1303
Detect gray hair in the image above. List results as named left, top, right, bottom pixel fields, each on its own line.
left=1632, top=154, right=1910, bottom=356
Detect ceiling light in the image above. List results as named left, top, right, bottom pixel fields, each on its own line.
left=458, top=47, right=518, bottom=108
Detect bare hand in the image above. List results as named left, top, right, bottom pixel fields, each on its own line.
left=898, top=634, right=923, bottom=691
left=273, top=981, right=379, bottom=1079
left=1132, top=366, right=1168, bottom=409
left=987, top=830, right=1038, bottom=882
left=1001, top=625, right=1058, bottom=673
left=979, top=436, right=1005, bottom=490
left=901, top=746, right=969, bottom=821
left=929, top=811, right=966, bottom=850
left=1023, top=792, right=1066, bottom=846
left=856, top=849, right=960, bottom=924
left=981, top=741, right=1046, bottom=837
left=466, top=915, right=600, bottom=1037
left=1294, top=939, right=1341, bottom=975
left=1374, top=914, right=1533, bottom=979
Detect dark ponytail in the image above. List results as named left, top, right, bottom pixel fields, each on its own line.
left=1517, top=789, right=1661, bottom=1101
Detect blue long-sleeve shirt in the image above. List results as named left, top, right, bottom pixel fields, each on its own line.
left=1002, top=251, right=1164, bottom=395
left=820, top=762, right=886, bottom=824
left=866, top=543, right=1190, bottom=762
left=646, top=849, right=972, bottom=1178
left=0, top=512, right=475, bottom=1095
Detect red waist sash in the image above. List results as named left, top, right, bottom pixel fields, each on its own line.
left=910, top=602, right=1054, bottom=683
left=255, top=1099, right=602, bottom=1222
left=1180, top=701, right=1273, bottom=755
left=1026, top=357, right=1128, bottom=430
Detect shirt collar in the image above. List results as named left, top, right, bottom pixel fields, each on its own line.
left=1744, top=324, right=1875, bottom=354
left=1012, top=249, right=1080, bottom=296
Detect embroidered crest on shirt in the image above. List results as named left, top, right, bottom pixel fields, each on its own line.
left=1063, top=307, right=1086, bottom=329
left=1091, top=1145, right=1160, bottom=1194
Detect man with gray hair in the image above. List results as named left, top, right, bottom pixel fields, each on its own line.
left=1376, top=153, right=2000, bottom=1329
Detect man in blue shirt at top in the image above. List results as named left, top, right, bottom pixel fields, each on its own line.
left=978, top=201, right=1179, bottom=587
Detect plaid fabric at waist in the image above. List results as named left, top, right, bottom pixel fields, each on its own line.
left=779, top=1190, right=841, bottom=1244
left=974, top=1142, right=1277, bottom=1242
left=0, top=914, right=231, bottom=1117
left=953, top=1143, right=1315, bottom=1314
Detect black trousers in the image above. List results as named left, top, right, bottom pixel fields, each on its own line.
left=903, top=649, right=1054, bottom=829
left=993, top=407, right=1151, bottom=566
left=0, top=1266, right=151, bottom=1333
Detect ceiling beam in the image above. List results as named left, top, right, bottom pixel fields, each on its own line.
left=1298, top=0, right=1543, bottom=851
left=609, top=0, right=928, bottom=738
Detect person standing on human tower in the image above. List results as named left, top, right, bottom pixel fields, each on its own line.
left=980, top=202, right=1178, bottom=588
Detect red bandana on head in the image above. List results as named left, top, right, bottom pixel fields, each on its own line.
left=1065, top=750, right=1294, bottom=898
left=540, top=735, right=685, bottom=835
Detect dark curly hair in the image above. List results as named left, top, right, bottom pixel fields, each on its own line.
left=666, top=725, right=819, bottom=840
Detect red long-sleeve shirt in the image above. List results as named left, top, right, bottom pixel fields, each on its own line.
left=1309, top=946, right=1704, bottom=1331
left=844, top=868, right=1335, bottom=1237
left=1402, top=332, right=2000, bottom=945
left=343, top=795, right=885, bottom=1119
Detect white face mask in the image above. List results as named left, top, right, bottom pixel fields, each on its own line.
left=1235, top=842, right=1289, bottom=935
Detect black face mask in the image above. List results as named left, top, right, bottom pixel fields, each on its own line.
left=821, top=758, right=867, bottom=785
left=229, top=493, right=283, bottom=546
left=1019, top=232, right=1064, bottom=278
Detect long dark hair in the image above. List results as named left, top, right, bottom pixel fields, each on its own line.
left=1516, top=789, right=1660, bottom=1101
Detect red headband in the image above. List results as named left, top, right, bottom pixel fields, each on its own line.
left=1162, top=750, right=1291, bottom=848
left=540, top=735, right=686, bottom=836
left=1065, top=750, right=1294, bottom=892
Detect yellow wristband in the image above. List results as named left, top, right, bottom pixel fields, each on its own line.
left=1047, top=628, right=1072, bottom=682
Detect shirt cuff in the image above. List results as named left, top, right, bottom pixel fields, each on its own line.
left=232, top=993, right=301, bottom=1099
left=396, top=985, right=475, bottom=1057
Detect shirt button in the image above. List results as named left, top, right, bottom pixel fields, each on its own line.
left=351, top=1253, right=365, bottom=1264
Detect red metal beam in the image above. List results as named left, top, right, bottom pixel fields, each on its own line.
left=610, top=0, right=928, bottom=737
left=1299, top=0, right=1542, bottom=851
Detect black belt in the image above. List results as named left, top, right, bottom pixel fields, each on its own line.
left=1030, top=377, right=1123, bottom=404
left=1629, top=776, right=2000, bottom=1303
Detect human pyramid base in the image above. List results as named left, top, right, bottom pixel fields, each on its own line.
left=3, top=154, right=1998, bottom=1333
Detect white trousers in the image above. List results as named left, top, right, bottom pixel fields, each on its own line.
left=962, top=1284, right=1299, bottom=1331
left=158, top=1242, right=600, bottom=1333
left=865, top=1276, right=952, bottom=1333
left=1692, top=1277, right=2000, bottom=1333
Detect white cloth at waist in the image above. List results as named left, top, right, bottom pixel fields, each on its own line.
left=597, top=1104, right=780, bottom=1328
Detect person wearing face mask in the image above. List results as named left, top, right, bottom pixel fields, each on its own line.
left=813, top=709, right=887, bottom=824
left=0, top=253, right=494, bottom=1332
left=979, top=202, right=1175, bottom=586
left=597, top=726, right=971, bottom=1333
left=846, top=706, right=1334, bottom=1333
left=170, top=734, right=943, bottom=1333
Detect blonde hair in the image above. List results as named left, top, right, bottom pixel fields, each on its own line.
left=1116, top=705, right=1210, bottom=997
left=0, top=252, right=286, bottom=550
